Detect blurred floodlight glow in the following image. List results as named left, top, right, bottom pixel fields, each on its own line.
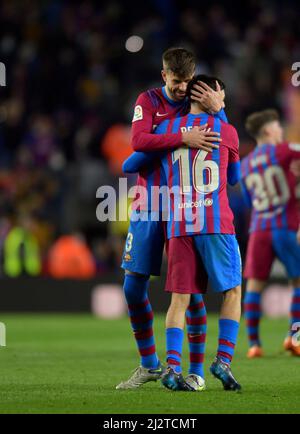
left=125, top=35, right=144, bottom=53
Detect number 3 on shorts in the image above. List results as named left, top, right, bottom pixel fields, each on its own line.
left=125, top=232, right=133, bottom=252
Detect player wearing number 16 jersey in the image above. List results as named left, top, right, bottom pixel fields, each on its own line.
left=154, top=75, right=242, bottom=391
left=240, top=109, right=300, bottom=358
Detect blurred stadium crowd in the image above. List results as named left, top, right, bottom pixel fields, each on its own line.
left=0, top=0, right=299, bottom=278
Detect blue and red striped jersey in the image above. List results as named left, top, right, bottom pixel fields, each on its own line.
left=130, top=86, right=228, bottom=213
left=240, top=142, right=300, bottom=233
left=155, top=113, right=239, bottom=238
left=131, top=87, right=188, bottom=212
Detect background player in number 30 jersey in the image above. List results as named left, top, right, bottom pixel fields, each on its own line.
left=240, top=109, right=300, bottom=358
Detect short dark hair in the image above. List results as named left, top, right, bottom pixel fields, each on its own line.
left=245, top=109, right=279, bottom=139
left=162, top=47, right=196, bottom=78
left=186, top=74, right=225, bottom=101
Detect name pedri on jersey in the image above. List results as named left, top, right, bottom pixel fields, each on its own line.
left=155, top=113, right=240, bottom=238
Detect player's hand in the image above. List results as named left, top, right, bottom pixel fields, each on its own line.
left=191, top=80, right=225, bottom=113
left=181, top=124, right=221, bottom=152
left=290, top=159, right=300, bottom=178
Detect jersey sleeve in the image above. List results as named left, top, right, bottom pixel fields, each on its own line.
left=275, top=142, right=300, bottom=166
left=286, top=143, right=300, bottom=160
left=131, top=92, right=183, bottom=152
left=122, top=151, right=159, bottom=174
left=223, top=124, right=240, bottom=163
left=215, top=108, right=228, bottom=124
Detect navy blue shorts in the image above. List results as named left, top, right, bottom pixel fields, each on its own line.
left=121, top=211, right=165, bottom=276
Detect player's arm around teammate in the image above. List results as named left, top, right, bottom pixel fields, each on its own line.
left=117, top=49, right=228, bottom=391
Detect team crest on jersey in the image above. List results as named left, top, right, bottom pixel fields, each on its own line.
left=132, top=105, right=143, bottom=122
left=123, top=253, right=132, bottom=262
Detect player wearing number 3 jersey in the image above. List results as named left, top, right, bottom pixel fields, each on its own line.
left=240, top=109, right=300, bottom=358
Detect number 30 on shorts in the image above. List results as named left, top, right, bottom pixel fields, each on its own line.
left=125, top=232, right=133, bottom=252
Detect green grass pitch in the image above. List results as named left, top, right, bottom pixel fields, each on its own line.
left=0, top=313, right=299, bottom=414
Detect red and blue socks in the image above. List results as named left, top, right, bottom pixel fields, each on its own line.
left=123, top=274, right=159, bottom=369
left=217, top=318, right=239, bottom=365
left=186, top=294, right=207, bottom=378
left=289, top=287, right=300, bottom=336
left=166, top=328, right=184, bottom=374
left=244, top=291, right=261, bottom=347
